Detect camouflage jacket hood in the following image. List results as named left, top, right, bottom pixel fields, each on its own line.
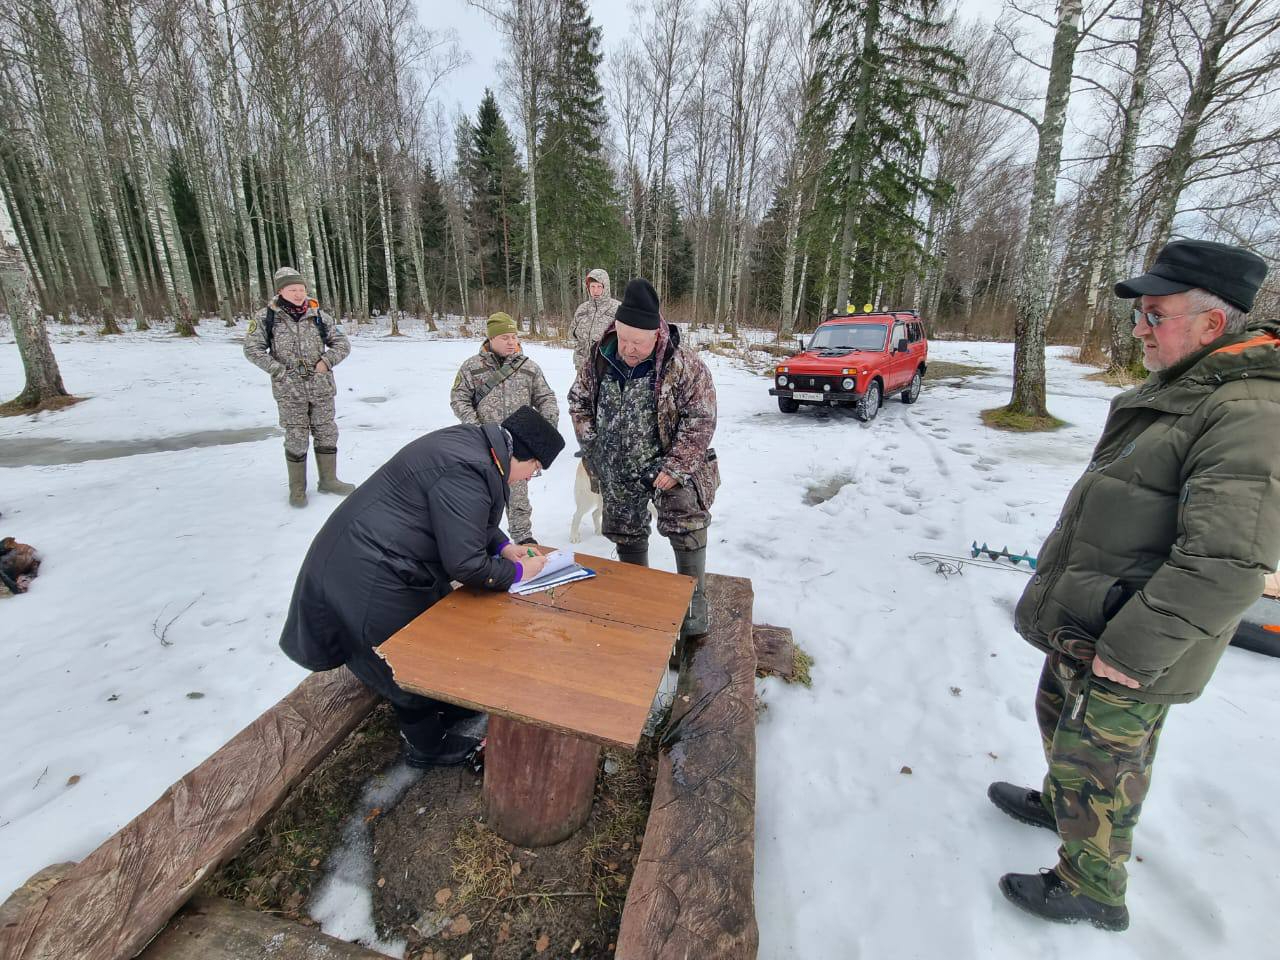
left=1015, top=318, right=1280, bottom=704
left=570, top=269, right=621, bottom=370
left=567, top=318, right=719, bottom=507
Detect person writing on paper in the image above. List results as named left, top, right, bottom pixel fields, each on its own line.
left=277, top=405, right=566, bottom=767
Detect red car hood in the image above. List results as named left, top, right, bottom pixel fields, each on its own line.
left=780, top=350, right=881, bottom=373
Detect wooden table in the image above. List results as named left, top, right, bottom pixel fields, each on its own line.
left=377, top=552, right=694, bottom=846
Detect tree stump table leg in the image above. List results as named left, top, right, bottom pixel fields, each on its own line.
left=483, top=715, right=601, bottom=847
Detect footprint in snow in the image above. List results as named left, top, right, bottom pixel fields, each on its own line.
left=890, top=465, right=910, bottom=475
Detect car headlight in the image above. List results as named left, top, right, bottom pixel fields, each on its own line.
left=842, top=377, right=855, bottom=390
left=777, top=375, right=788, bottom=387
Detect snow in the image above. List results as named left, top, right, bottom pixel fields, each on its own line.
left=2, top=319, right=1277, bottom=958
left=308, top=763, right=419, bottom=957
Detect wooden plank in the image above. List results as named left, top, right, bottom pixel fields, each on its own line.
left=378, top=552, right=693, bottom=751
left=616, top=574, right=759, bottom=960
left=138, top=896, right=391, bottom=960
left=0, top=668, right=379, bottom=960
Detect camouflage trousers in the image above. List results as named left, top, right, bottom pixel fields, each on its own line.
left=1035, top=658, right=1170, bottom=906
left=278, top=395, right=338, bottom=460
left=506, top=479, right=533, bottom=543
left=600, top=476, right=709, bottom=552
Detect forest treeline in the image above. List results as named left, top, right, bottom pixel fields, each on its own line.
left=2, top=0, right=1278, bottom=413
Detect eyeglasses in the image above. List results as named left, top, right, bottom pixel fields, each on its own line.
left=1131, top=308, right=1205, bottom=329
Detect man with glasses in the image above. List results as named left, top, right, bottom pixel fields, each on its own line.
left=991, top=239, right=1279, bottom=930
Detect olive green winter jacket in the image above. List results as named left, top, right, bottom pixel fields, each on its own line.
left=1015, top=319, right=1280, bottom=703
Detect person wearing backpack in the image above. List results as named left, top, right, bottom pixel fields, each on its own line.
left=450, top=312, right=559, bottom=544
left=244, top=267, right=356, bottom=507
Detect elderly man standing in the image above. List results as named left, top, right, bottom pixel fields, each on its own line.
left=244, top=266, right=355, bottom=507
left=991, top=240, right=1279, bottom=931
left=568, top=278, right=718, bottom=643
left=570, top=268, right=620, bottom=372
left=450, top=312, right=559, bottom=544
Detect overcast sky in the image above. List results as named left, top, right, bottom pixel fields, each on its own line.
left=423, top=0, right=1012, bottom=124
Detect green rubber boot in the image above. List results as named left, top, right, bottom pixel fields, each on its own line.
left=315, top=447, right=356, bottom=495
left=616, top=543, right=649, bottom=567
left=673, top=546, right=708, bottom=641
left=287, top=456, right=308, bottom=508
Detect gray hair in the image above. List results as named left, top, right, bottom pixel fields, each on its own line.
left=1186, top=288, right=1248, bottom=334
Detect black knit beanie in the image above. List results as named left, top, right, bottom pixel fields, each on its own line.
left=615, top=278, right=662, bottom=330
left=502, top=407, right=565, bottom=469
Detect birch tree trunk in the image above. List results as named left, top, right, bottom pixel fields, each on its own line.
left=1, top=192, right=72, bottom=411
left=1008, top=0, right=1083, bottom=419
left=1143, top=0, right=1236, bottom=262
left=1102, top=0, right=1161, bottom=373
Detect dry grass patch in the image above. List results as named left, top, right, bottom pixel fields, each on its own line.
left=981, top=406, right=1066, bottom=432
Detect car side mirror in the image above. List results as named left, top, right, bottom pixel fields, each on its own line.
left=798, top=337, right=807, bottom=351
left=896, top=338, right=908, bottom=353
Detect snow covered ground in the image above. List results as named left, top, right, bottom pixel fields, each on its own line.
left=2, top=318, right=1277, bottom=958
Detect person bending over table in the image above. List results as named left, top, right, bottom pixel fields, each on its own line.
left=278, top=406, right=566, bottom=765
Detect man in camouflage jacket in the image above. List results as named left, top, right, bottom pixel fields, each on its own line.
left=568, top=278, right=718, bottom=642
left=991, top=240, right=1280, bottom=932
left=569, top=268, right=620, bottom=372
left=244, top=267, right=355, bottom=507
left=450, top=312, right=559, bottom=543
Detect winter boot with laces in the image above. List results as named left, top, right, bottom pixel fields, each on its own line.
left=988, top=781, right=1056, bottom=832
left=999, top=869, right=1129, bottom=931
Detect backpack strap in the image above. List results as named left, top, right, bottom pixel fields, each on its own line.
left=263, top=301, right=332, bottom=355
left=472, top=353, right=527, bottom=407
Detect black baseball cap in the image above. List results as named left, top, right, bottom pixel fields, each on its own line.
left=1115, top=239, right=1268, bottom=313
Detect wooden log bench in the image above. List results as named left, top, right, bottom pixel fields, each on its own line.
left=1, top=571, right=767, bottom=960
left=616, top=574, right=760, bottom=960
left=0, top=668, right=378, bottom=960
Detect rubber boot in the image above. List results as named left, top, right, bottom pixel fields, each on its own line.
left=616, top=543, right=649, bottom=567
left=674, top=546, right=709, bottom=641
left=314, top=447, right=356, bottom=495
left=286, top=456, right=308, bottom=508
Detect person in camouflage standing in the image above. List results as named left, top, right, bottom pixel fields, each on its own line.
left=244, top=267, right=355, bottom=507
left=450, top=312, right=559, bottom=544
left=568, top=278, right=718, bottom=644
left=991, top=240, right=1280, bottom=932
left=569, top=268, right=619, bottom=373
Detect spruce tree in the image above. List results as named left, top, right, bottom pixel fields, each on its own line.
left=465, top=89, right=526, bottom=303
left=810, top=0, right=963, bottom=312
left=537, top=0, right=625, bottom=316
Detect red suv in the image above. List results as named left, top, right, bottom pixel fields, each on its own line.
left=769, top=311, right=928, bottom=421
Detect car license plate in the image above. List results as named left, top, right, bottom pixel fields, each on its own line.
left=793, top=391, right=825, bottom=401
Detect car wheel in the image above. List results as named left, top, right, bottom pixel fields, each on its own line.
left=778, top=396, right=799, bottom=414
left=901, top=369, right=922, bottom=404
left=854, top=380, right=881, bottom=421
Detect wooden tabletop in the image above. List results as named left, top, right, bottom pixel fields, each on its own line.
left=377, top=553, right=695, bottom=750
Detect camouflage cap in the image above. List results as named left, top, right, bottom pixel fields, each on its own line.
left=274, top=266, right=306, bottom=292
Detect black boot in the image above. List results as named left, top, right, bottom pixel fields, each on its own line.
left=988, top=781, right=1056, bottom=832
left=673, top=546, right=708, bottom=641
left=616, top=543, right=649, bottom=566
left=399, top=711, right=479, bottom=768
left=999, top=869, right=1129, bottom=932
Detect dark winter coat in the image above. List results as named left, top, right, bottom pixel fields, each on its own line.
left=1015, top=319, right=1280, bottom=703
left=567, top=319, right=720, bottom=511
left=280, top=423, right=519, bottom=671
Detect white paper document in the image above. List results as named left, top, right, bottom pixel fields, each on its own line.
left=509, top=549, right=596, bottom=595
